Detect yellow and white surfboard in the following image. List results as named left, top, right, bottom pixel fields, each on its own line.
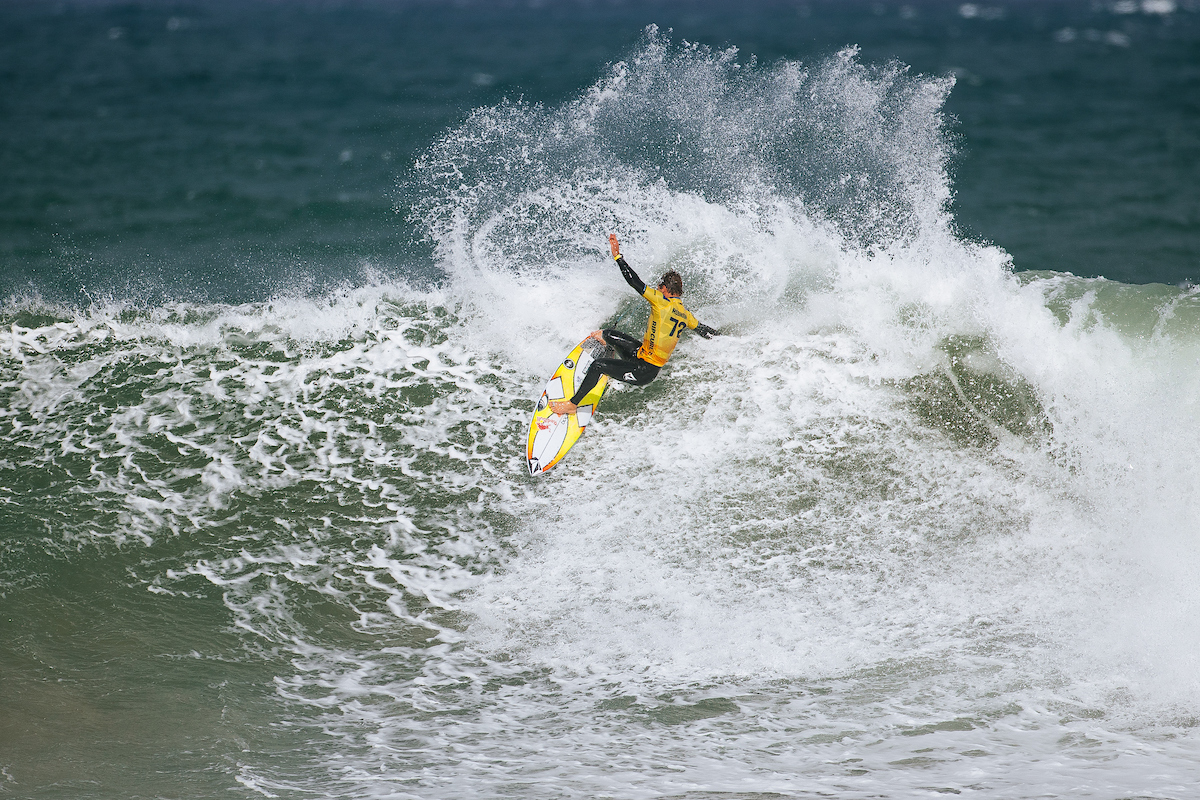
left=526, top=335, right=611, bottom=475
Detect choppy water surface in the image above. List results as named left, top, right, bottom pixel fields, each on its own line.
left=4, top=3, right=1200, bottom=798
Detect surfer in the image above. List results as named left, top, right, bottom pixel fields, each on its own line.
left=550, top=235, right=719, bottom=416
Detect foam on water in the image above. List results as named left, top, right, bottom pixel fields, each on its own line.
left=5, top=29, right=1200, bottom=799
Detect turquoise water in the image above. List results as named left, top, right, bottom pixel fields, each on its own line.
left=4, top=2, right=1200, bottom=798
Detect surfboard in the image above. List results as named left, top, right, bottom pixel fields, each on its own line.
left=526, top=335, right=612, bottom=475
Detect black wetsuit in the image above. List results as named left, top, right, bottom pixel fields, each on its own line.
left=569, top=327, right=660, bottom=406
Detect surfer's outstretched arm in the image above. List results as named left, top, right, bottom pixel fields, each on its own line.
left=610, top=233, right=646, bottom=295
left=616, top=256, right=645, bottom=295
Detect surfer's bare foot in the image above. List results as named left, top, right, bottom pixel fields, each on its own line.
left=587, top=329, right=607, bottom=345
left=550, top=400, right=577, bottom=415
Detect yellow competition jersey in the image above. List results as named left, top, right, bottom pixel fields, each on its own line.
left=637, top=286, right=699, bottom=367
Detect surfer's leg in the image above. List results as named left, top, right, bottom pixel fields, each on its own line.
left=569, top=356, right=659, bottom=406
left=567, top=359, right=612, bottom=406
left=602, top=329, right=642, bottom=361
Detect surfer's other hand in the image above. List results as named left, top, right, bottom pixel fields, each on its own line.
left=696, top=323, right=719, bottom=339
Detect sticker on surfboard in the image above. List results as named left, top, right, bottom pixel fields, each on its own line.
left=526, top=335, right=612, bottom=475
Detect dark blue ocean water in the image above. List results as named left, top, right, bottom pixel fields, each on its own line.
left=5, top=3, right=1200, bottom=799
left=3, top=0, right=1198, bottom=305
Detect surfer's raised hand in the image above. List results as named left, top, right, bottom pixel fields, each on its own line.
left=609, top=233, right=621, bottom=260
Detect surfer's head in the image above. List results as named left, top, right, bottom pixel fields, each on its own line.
left=658, top=271, right=683, bottom=298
